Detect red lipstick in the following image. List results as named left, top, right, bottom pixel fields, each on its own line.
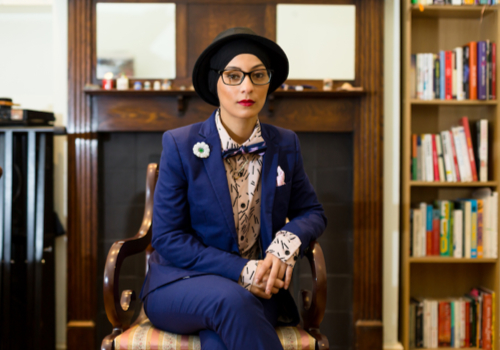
left=238, top=99, right=255, bottom=107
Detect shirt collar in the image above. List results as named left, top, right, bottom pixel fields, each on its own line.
left=215, top=108, right=263, bottom=151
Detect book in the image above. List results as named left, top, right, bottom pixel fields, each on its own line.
left=491, top=42, right=496, bottom=100
left=436, top=134, right=446, bottom=182
left=439, top=200, right=451, bottom=256
left=455, top=47, right=464, bottom=100
left=434, top=53, right=440, bottom=100
left=421, top=202, right=428, bottom=256
left=477, top=199, right=484, bottom=258
left=412, top=134, right=418, bottom=180
left=427, top=204, right=433, bottom=255
left=440, top=50, right=446, bottom=99
left=411, top=54, right=417, bottom=99
left=452, top=50, right=457, bottom=99
left=461, top=117, right=478, bottom=182
left=423, top=134, right=434, bottom=181
left=452, top=126, right=472, bottom=182
left=439, top=301, right=451, bottom=347
left=463, top=44, right=470, bottom=99
left=453, top=209, right=463, bottom=257
left=449, top=130, right=461, bottom=182
left=445, top=50, right=453, bottom=100
left=413, top=208, right=422, bottom=257
left=469, top=41, right=478, bottom=100
left=441, top=130, right=456, bottom=182
left=432, top=208, right=441, bottom=255
left=477, top=120, right=488, bottom=182
left=463, top=200, right=472, bottom=258
left=432, top=134, right=440, bottom=181
left=492, top=192, right=498, bottom=258
left=478, top=41, right=488, bottom=100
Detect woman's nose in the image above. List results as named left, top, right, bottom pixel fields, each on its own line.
left=239, top=74, right=254, bottom=92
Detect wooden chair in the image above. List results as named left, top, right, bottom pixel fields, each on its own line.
left=101, top=163, right=329, bottom=350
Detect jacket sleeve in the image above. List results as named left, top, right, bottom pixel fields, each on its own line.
left=151, top=131, right=248, bottom=282
left=280, top=132, right=328, bottom=257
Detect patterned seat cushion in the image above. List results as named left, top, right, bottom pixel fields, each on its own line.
left=114, top=317, right=316, bottom=350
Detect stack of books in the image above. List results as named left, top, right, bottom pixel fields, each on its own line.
left=412, top=117, right=488, bottom=182
left=410, top=188, right=498, bottom=258
left=410, top=287, right=495, bottom=349
left=411, top=41, right=496, bottom=101
left=412, top=0, right=499, bottom=4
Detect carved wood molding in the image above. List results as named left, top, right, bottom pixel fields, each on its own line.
left=353, top=0, right=384, bottom=348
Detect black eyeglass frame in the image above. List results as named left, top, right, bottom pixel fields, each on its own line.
left=211, top=68, right=274, bottom=86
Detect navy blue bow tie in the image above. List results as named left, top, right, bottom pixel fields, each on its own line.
left=221, top=141, right=267, bottom=159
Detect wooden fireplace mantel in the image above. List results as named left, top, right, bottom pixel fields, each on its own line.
left=67, top=1, right=383, bottom=349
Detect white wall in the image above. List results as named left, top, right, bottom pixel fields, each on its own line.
left=383, top=0, right=403, bottom=349
left=0, top=1, right=67, bottom=349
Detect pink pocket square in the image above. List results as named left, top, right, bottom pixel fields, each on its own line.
left=276, top=166, right=286, bottom=187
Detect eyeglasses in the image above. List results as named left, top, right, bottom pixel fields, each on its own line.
left=211, top=68, right=273, bottom=86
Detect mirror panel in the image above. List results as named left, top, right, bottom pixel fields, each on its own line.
left=96, top=3, right=176, bottom=79
left=277, top=4, right=356, bottom=80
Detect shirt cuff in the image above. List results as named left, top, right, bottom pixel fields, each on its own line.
left=265, top=230, right=301, bottom=268
left=238, top=260, right=258, bottom=291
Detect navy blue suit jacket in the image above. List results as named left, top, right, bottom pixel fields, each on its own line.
left=140, top=109, right=327, bottom=324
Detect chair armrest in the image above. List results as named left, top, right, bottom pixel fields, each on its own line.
left=102, top=163, right=158, bottom=336
left=300, top=240, right=327, bottom=346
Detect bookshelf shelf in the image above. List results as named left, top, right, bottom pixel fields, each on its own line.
left=411, top=5, right=500, bottom=18
left=402, top=1, right=499, bottom=349
left=409, top=257, right=498, bottom=263
left=410, top=99, right=497, bottom=105
left=410, top=181, right=497, bottom=187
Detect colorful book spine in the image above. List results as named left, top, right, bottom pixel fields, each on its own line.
left=440, top=201, right=451, bottom=256
left=478, top=41, right=488, bottom=100
left=436, top=134, right=446, bottom=183
left=456, top=47, right=464, bottom=100
left=445, top=50, right=453, bottom=100
left=449, top=130, right=461, bottom=182
left=463, top=45, right=470, bottom=100
left=432, top=209, right=441, bottom=256
left=441, top=131, right=456, bottom=182
left=427, top=204, right=433, bottom=255
left=412, top=134, right=418, bottom=180
left=491, top=42, right=496, bottom=100
left=477, top=199, right=484, bottom=258
left=469, top=42, right=478, bottom=100
left=477, top=120, right=488, bottom=182
left=432, top=135, right=440, bottom=181
left=434, top=54, right=440, bottom=100
left=440, top=50, right=446, bottom=99
left=461, top=117, right=478, bottom=181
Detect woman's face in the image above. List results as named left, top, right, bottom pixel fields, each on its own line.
left=217, top=53, right=270, bottom=122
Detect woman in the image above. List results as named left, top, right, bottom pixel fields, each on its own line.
left=140, top=27, right=327, bottom=350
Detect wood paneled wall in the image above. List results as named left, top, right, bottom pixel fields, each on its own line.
left=67, top=0, right=384, bottom=349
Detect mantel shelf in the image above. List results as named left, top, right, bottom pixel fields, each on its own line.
left=84, top=88, right=367, bottom=112
left=83, top=88, right=367, bottom=98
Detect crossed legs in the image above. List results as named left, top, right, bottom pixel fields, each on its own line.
left=144, top=274, right=284, bottom=350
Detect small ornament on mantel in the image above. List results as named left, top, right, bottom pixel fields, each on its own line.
left=102, top=72, right=114, bottom=90
left=133, top=81, right=142, bottom=90
left=161, top=79, right=172, bottom=90
left=336, top=82, right=363, bottom=92
left=116, top=74, right=129, bottom=90
left=144, top=81, right=151, bottom=90
left=323, top=78, right=333, bottom=91
left=153, top=81, right=161, bottom=90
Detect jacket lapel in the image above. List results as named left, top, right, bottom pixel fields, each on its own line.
left=260, top=123, right=279, bottom=250
left=199, top=110, right=239, bottom=251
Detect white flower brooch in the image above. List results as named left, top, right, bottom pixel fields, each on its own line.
left=193, top=142, right=210, bottom=158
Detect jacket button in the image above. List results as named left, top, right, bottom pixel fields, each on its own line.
left=285, top=250, right=290, bottom=255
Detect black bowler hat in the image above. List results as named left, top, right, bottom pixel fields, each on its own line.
left=192, top=27, right=289, bottom=106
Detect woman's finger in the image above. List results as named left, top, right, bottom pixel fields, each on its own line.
left=266, top=260, right=280, bottom=294
left=284, top=265, right=293, bottom=290
left=278, top=262, right=286, bottom=281
left=254, top=259, right=271, bottom=284
left=273, top=278, right=284, bottom=289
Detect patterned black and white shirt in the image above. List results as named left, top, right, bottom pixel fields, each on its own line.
left=215, top=109, right=301, bottom=291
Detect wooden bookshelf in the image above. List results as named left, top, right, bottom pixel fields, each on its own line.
left=401, top=1, right=500, bottom=349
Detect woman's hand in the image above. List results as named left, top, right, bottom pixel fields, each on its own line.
left=248, top=262, right=284, bottom=299
left=254, top=253, right=293, bottom=296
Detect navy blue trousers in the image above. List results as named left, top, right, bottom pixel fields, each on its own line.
left=144, top=274, right=284, bottom=350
